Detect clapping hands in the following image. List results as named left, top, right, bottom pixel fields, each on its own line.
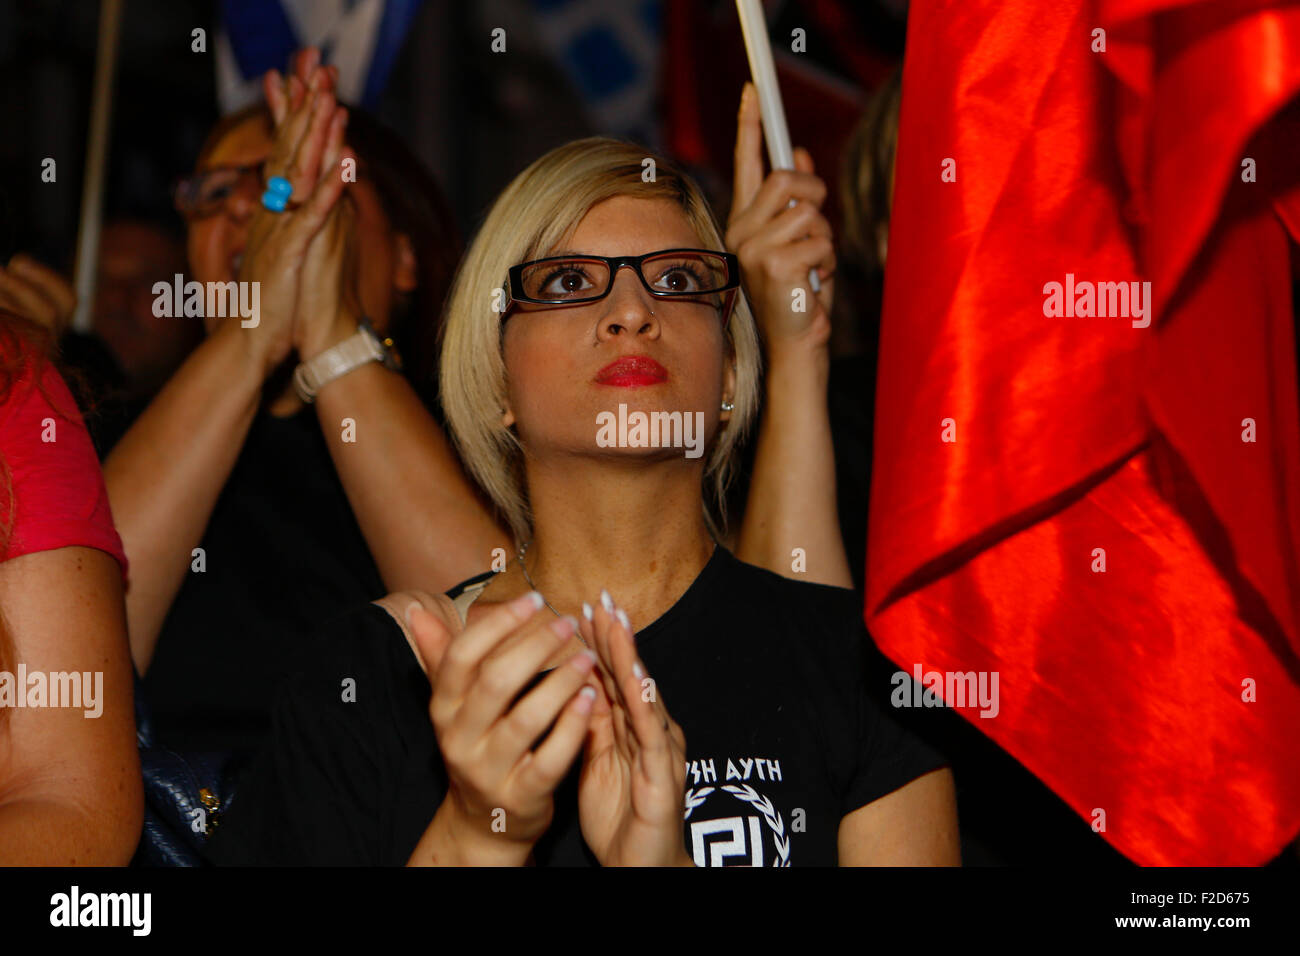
left=576, top=591, right=692, bottom=867
left=397, top=584, right=691, bottom=867
left=237, top=48, right=355, bottom=375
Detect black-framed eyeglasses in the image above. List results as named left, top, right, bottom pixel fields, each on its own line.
left=506, top=248, right=740, bottom=317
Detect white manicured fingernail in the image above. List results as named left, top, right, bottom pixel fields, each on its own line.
left=599, top=589, right=614, bottom=614
left=581, top=602, right=593, bottom=621
left=513, top=590, right=544, bottom=613
left=633, top=661, right=645, bottom=680
left=615, top=608, right=631, bottom=632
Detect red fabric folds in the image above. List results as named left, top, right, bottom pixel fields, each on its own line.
left=868, top=0, right=1300, bottom=864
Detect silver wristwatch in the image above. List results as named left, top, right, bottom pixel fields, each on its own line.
left=292, top=316, right=402, bottom=403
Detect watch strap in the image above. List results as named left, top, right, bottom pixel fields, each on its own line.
left=293, top=325, right=385, bottom=403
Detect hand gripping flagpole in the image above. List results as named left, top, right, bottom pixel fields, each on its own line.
left=735, top=0, right=821, bottom=294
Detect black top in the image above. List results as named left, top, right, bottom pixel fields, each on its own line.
left=208, top=546, right=948, bottom=866
left=142, top=407, right=385, bottom=754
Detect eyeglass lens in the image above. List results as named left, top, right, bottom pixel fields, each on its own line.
left=176, top=165, right=263, bottom=217
left=518, top=252, right=730, bottom=302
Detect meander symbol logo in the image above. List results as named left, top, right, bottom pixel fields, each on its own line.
left=683, top=783, right=791, bottom=866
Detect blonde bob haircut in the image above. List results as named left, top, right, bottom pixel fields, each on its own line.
left=439, top=137, right=762, bottom=546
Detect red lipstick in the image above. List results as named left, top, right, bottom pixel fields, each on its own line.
left=594, top=355, right=668, bottom=387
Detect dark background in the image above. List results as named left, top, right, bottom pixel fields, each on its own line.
left=0, top=0, right=906, bottom=266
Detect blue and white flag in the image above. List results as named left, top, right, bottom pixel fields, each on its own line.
left=216, top=0, right=423, bottom=113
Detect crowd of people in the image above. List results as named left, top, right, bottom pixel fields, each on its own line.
left=0, top=47, right=961, bottom=866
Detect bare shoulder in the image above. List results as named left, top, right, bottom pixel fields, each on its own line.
left=372, top=589, right=457, bottom=635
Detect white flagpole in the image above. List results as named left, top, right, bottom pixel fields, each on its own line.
left=70, top=0, right=125, bottom=334
left=735, top=0, right=821, bottom=293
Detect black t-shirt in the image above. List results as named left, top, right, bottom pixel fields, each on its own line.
left=209, top=546, right=947, bottom=866
left=142, top=407, right=385, bottom=754
left=210, top=546, right=946, bottom=868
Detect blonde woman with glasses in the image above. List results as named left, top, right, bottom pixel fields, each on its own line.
left=210, top=135, right=958, bottom=867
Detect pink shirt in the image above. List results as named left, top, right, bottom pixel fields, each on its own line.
left=0, top=342, right=128, bottom=578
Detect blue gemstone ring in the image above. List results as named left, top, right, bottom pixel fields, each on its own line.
left=261, top=176, right=293, bottom=212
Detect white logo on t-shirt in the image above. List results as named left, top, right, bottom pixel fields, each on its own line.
left=684, top=781, right=790, bottom=866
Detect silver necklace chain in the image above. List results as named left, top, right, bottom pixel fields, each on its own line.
left=516, top=541, right=588, bottom=646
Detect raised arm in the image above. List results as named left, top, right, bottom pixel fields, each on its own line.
left=103, top=322, right=268, bottom=673
left=106, top=66, right=353, bottom=673
left=276, top=55, right=509, bottom=594
left=306, top=342, right=509, bottom=592
left=0, top=547, right=142, bottom=864
left=726, top=83, right=851, bottom=588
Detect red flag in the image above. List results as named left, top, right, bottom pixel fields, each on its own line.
left=868, top=0, right=1300, bottom=865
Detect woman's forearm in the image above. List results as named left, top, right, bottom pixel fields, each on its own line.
left=103, top=323, right=267, bottom=672
left=736, top=343, right=852, bottom=588
left=312, top=362, right=509, bottom=594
